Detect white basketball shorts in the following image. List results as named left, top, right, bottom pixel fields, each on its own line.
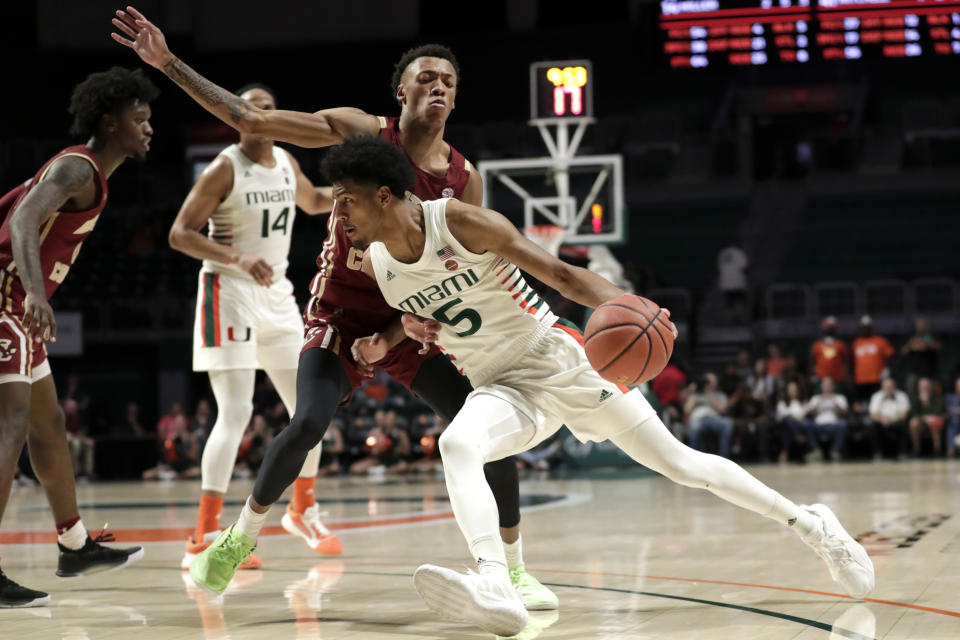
left=454, top=324, right=657, bottom=461
left=192, top=270, right=304, bottom=371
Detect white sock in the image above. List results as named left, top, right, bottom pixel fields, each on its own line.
left=503, top=535, right=523, bottom=570
left=58, top=520, right=88, bottom=550
left=236, top=497, right=268, bottom=541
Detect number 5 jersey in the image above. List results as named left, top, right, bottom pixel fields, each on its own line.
left=367, top=198, right=557, bottom=388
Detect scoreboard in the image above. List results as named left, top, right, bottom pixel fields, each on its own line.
left=660, top=0, right=960, bottom=67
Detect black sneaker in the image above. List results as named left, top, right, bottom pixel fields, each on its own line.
left=56, top=530, right=144, bottom=578
left=0, top=569, right=50, bottom=607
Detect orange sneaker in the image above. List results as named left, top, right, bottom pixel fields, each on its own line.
left=281, top=503, right=343, bottom=555
left=181, top=530, right=263, bottom=570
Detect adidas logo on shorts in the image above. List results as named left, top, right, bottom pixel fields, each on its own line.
left=386, top=270, right=396, bottom=281
left=598, top=389, right=613, bottom=403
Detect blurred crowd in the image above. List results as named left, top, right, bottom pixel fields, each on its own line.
left=133, top=370, right=459, bottom=483
left=15, top=312, right=958, bottom=488
left=654, top=315, right=960, bottom=462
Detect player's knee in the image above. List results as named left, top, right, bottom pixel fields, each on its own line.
left=219, top=401, right=254, bottom=431
left=287, top=411, right=330, bottom=449
left=438, top=427, right=480, bottom=464
left=663, top=451, right=708, bottom=488
left=0, top=406, right=30, bottom=445
left=28, top=405, right=65, bottom=443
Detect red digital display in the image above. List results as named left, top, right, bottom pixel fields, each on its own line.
left=660, top=0, right=960, bottom=67
left=530, top=60, right=593, bottom=120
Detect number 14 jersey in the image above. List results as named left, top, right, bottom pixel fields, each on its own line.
left=203, top=144, right=296, bottom=284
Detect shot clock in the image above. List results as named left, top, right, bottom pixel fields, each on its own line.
left=529, top=60, right=594, bottom=120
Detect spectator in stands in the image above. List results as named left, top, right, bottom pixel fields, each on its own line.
left=651, top=359, right=688, bottom=422
left=410, top=416, right=446, bottom=474
left=63, top=398, right=95, bottom=480
left=123, top=401, right=146, bottom=436
left=142, top=414, right=201, bottom=480
left=775, top=380, right=821, bottom=462
left=263, top=400, right=290, bottom=432
left=236, top=415, right=273, bottom=475
left=191, top=399, right=214, bottom=435
left=775, top=381, right=819, bottom=463
left=908, top=377, right=946, bottom=457
left=747, top=358, right=776, bottom=402
left=684, top=373, right=733, bottom=458
left=317, top=421, right=344, bottom=476
left=945, top=378, right=960, bottom=458
left=736, top=347, right=753, bottom=382
left=901, top=317, right=943, bottom=394
left=852, top=316, right=895, bottom=405
left=720, top=361, right=742, bottom=396
left=811, top=316, right=849, bottom=385
left=157, top=402, right=185, bottom=442
left=350, top=409, right=412, bottom=474
left=766, top=344, right=788, bottom=378
left=868, top=378, right=910, bottom=459
left=727, top=381, right=770, bottom=461
left=805, top=377, right=849, bottom=461
left=717, top=245, right=749, bottom=322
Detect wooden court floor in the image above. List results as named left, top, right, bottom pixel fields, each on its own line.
left=1, top=460, right=958, bottom=639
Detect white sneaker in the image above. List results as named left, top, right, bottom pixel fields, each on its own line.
left=413, top=564, right=528, bottom=637
left=281, top=503, right=343, bottom=555
left=800, top=504, right=875, bottom=599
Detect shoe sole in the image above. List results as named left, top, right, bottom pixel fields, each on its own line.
left=413, top=565, right=528, bottom=637
left=56, top=547, right=145, bottom=579
left=182, top=551, right=262, bottom=571
left=188, top=567, right=226, bottom=597
left=809, top=504, right=875, bottom=599
left=523, top=599, right=559, bottom=611
left=0, top=594, right=51, bottom=608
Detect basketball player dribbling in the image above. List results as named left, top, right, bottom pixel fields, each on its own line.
left=0, top=67, right=155, bottom=608
left=112, top=6, right=557, bottom=608
left=170, top=83, right=342, bottom=571
left=327, top=135, right=875, bottom=637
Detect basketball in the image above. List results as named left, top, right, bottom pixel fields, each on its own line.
left=584, top=294, right=675, bottom=386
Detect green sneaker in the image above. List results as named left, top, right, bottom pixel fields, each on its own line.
left=189, top=525, right=256, bottom=594
left=509, top=565, right=558, bottom=611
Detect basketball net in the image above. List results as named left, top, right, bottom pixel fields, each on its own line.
left=523, top=224, right=567, bottom=257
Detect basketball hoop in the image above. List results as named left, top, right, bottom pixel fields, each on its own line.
left=523, top=225, right=566, bottom=257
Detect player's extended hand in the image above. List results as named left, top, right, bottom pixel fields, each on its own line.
left=22, top=293, right=57, bottom=343
left=236, top=253, right=274, bottom=287
left=111, top=6, right=174, bottom=69
left=401, top=313, right=439, bottom=355
left=352, top=333, right=389, bottom=378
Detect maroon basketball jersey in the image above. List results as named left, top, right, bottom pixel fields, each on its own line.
left=0, top=146, right=108, bottom=316
left=305, top=116, right=472, bottom=334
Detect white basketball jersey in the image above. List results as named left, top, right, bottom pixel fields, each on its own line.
left=202, top=144, right=297, bottom=283
left=368, top=199, right=558, bottom=387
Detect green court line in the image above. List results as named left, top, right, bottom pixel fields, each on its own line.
left=551, top=582, right=875, bottom=640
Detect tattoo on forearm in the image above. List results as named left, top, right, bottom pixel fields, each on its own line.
left=162, top=57, right=251, bottom=125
